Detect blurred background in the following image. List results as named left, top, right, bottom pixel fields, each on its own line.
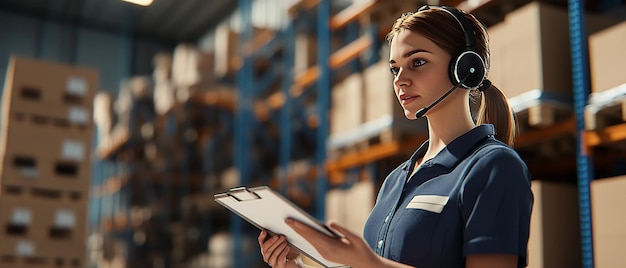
left=0, top=0, right=625, bottom=267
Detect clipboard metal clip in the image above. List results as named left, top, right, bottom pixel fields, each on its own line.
left=227, top=187, right=261, bottom=202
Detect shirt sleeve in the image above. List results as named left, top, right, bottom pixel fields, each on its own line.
left=460, top=147, right=533, bottom=266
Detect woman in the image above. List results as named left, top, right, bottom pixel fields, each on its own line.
left=259, top=5, right=533, bottom=268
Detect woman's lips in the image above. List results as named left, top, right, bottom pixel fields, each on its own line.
left=400, top=94, right=418, bottom=105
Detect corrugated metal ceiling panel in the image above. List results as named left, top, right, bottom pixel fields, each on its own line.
left=0, top=0, right=238, bottom=44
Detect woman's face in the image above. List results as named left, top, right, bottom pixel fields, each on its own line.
left=389, top=29, right=454, bottom=119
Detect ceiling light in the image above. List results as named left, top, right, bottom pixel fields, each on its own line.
left=122, top=0, right=153, bottom=6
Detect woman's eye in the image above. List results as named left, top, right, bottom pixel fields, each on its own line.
left=390, top=67, right=399, bottom=75
left=413, top=59, right=426, bottom=67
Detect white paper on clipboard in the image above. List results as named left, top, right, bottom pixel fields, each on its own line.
left=214, top=186, right=349, bottom=268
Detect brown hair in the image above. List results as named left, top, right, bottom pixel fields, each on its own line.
left=387, top=8, right=516, bottom=146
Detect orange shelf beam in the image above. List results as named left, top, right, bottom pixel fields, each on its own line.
left=327, top=136, right=426, bottom=173
left=190, top=90, right=236, bottom=111
left=285, top=35, right=374, bottom=115
left=329, top=0, right=379, bottom=30
left=327, top=137, right=425, bottom=184
left=329, top=35, right=373, bottom=69
left=288, top=0, right=320, bottom=17
left=293, top=66, right=320, bottom=90
left=242, top=30, right=276, bottom=57
left=293, top=35, right=372, bottom=93
left=585, top=122, right=626, bottom=147
left=514, top=117, right=577, bottom=148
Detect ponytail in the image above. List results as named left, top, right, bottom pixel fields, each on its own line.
left=476, top=83, right=516, bottom=146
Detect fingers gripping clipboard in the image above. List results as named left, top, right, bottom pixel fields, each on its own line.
left=214, top=186, right=349, bottom=268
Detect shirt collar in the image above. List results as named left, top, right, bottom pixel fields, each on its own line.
left=409, top=124, right=496, bottom=169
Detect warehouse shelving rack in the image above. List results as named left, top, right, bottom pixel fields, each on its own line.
left=86, top=0, right=626, bottom=267
left=90, top=86, right=235, bottom=266
left=232, top=0, right=388, bottom=204
left=235, top=1, right=626, bottom=268
left=222, top=1, right=388, bottom=266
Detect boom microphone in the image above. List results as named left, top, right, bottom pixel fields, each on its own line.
left=414, top=74, right=471, bottom=118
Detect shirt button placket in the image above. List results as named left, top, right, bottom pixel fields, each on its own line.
left=377, top=212, right=392, bottom=255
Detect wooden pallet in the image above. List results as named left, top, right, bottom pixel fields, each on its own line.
left=328, top=112, right=429, bottom=162
left=508, top=89, right=573, bottom=133
left=585, top=96, right=626, bottom=130
left=513, top=101, right=573, bottom=133
left=328, top=127, right=403, bottom=160
left=516, top=134, right=576, bottom=157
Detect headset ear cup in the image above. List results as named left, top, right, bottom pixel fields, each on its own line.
left=450, top=50, right=486, bottom=89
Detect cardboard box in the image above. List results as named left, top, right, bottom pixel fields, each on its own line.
left=0, top=194, right=87, bottom=240
left=93, top=91, right=115, bottom=140
left=0, top=155, right=91, bottom=194
left=212, top=24, right=275, bottom=79
left=127, top=76, right=153, bottom=100
left=590, top=175, right=626, bottom=267
left=0, top=237, right=85, bottom=268
left=488, top=2, right=616, bottom=100
left=213, top=24, right=240, bottom=78
left=485, top=22, right=508, bottom=94
left=3, top=56, right=97, bottom=105
left=325, top=180, right=374, bottom=234
left=153, top=52, right=173, bottom=83
left=363, top=59, right=397, bottom=123
left=528, top=181, right=581, bottom=268
left=5, top=101, right=92, bottom=128
left=367, top=0, right=418, bottom=35
left=153, top=81, right=176, bottom=116
left=172, top=43, right=214, bottom=89
left=330, top=73, right=364, bottom=140
left=487, top=2, right=571, bottom=99
left=294, top=33, right=317, bottom=76
left=0, top=118, right=92, bottom=192
left=1, top=114, right=91, bottom=159
left=0, top=195, right=87, bottom=266
left=589, top=20, right=626, bottom=93
left=1, top=56, right=97, bottom=126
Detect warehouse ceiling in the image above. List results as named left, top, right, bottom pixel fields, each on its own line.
left=0, top=0, right=616, bottom=47
left=0, top=0, right=238, bottom=45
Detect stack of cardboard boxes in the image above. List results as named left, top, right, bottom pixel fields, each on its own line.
left=484, top=2, right=614, bottom=267
left=588, top=16, right=626, bottom=267
left=488, top=2, right=614, bottom=129
left=0, top=56, right=97, bottom=267
left=585, top=19, right=626, bottom=130
left=591, top=175, right=626, bottom=266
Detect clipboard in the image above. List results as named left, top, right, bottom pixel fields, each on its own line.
left=214, top=186, right=349, bottom=268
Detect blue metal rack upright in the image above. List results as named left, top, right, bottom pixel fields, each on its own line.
left=279, top=20, right=295, bottom=196
left=232, top=0, right=254, bottom=267
left=315, top=0, right=331, bottom=221
left=568, top=0, right=594, bottom=267
left=226, top=1, right=332, bottom=266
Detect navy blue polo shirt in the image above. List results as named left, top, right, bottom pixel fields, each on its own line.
left=363, top=124, right=533, bottom=268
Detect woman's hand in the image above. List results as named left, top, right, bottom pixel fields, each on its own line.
left=258, top=230, right=302, bottom=268
left=285, top=219, right=386, bottom=268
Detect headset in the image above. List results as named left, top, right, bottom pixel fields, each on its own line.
left=418, top=5, right=487, bottom=89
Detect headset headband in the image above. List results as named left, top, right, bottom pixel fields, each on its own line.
left=418, top=5, right=476, bottom=50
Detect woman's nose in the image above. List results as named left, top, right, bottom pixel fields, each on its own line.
left=394, top=68, right=410, bottom=87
